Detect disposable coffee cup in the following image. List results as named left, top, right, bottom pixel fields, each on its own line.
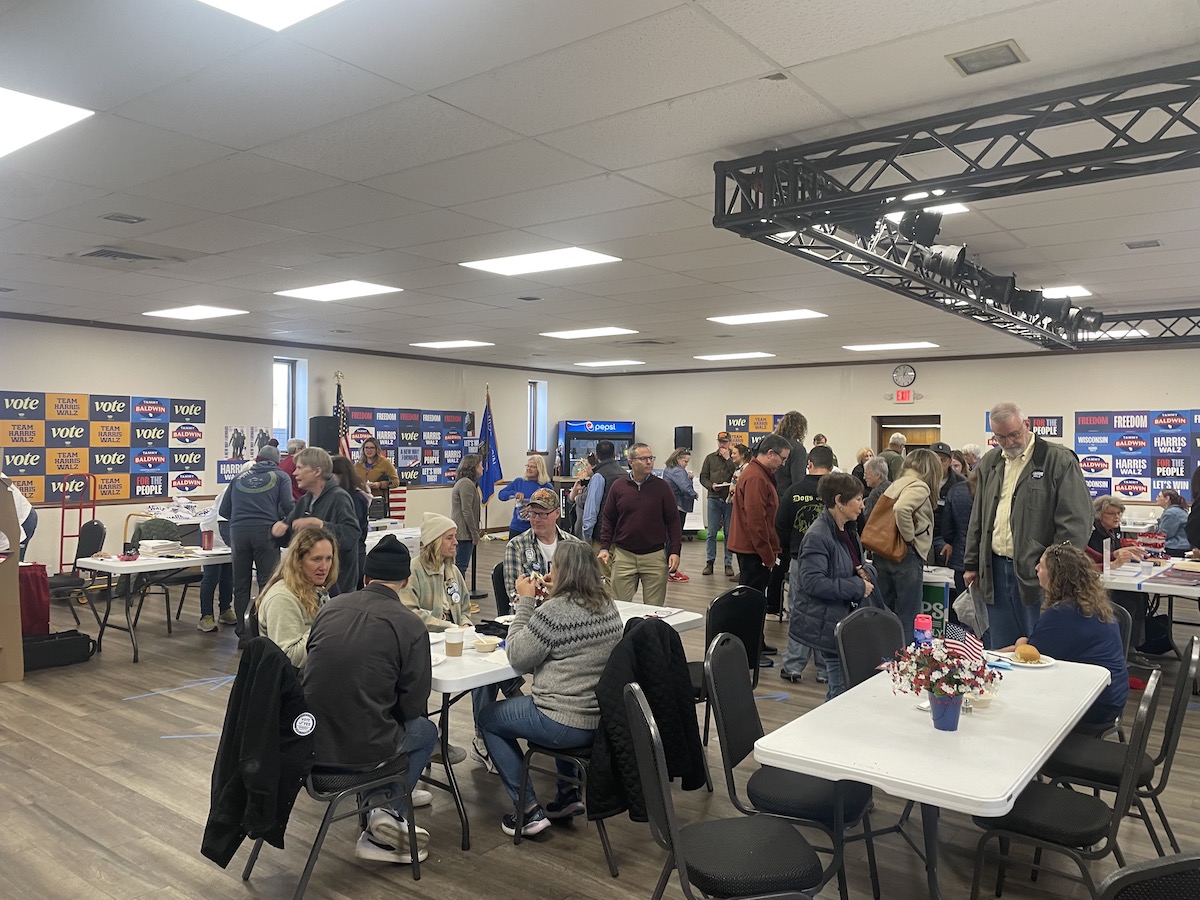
left=200, top=531, right=214, bottom=550
left=1140, top=559, right=1154, bottom=577
left=445, top=627, right=465, bottom=657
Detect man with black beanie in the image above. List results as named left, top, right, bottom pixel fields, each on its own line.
left=304, top=535, right=439, bottom=865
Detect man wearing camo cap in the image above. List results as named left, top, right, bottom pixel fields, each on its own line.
left=501, top=488, right=585, bottom=607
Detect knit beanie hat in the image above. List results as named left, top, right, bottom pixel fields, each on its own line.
left=364, top=534, right=411, bottom=582
left=421, top=511, right=458, bottom=547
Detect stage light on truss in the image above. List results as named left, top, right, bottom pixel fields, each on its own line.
left=898, top=210, right=942, bottom=245
left=1007, top=289, right=1043, bottom=317
left=919, top=244, right=966, bottom=278
left=1066, top=306, right=1103, bottom=333
left=980, top=274, right=1015, bottom=307
left=1038, top=296, right=1073, bottom=324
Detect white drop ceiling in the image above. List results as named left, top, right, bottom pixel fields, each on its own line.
left=1, top=0, right=1198, bottom=374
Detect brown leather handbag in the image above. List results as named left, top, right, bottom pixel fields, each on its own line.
left=861, top=494, right=907, bottom=563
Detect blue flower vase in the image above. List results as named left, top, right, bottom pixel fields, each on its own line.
left=928, top=691, right=963, bottom=732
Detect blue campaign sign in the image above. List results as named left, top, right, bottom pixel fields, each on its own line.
left=1078, top=454, right=1111, bottom=477
left=1109, top=411, right=1150, bottom=431
left=1150, top=410, right=1190, bottom=434
left=1112, top=433, right=1149, bottom=454
left=1152, top=432, right=1190, bottom=455
left=1084, top=476, right=1111, bottom=498
left=0, top=390, right=45, bottom=419
left=89, top=394, right=130, bottom=421
left=1075, top=411, right=1113, bottom=433
left=1075, top=433, right=1112, bottom=453
left=1111, top=456, right=1150, bottom=478
left=170, top=399, right=206, bottom=423
left=131, top=446, right=169, bottom=473
left=131, top=397, right=170, bottom=422
left=1112, top=477, right=1151, bottom=500
left=132, top=421, right=169, bottom=446
left=216, top=458, right=244, bottom=484
left=170, top=447, right=205, bottom=472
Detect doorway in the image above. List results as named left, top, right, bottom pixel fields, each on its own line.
left=874, top=414, right=941, bottom=453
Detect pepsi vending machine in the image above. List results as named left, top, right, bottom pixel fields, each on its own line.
left=556, top=420, right=635, bottom=477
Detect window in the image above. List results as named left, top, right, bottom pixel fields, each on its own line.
left=527, top=380, right=549, bottom=453
left=272, top=358, right=295, bottom=444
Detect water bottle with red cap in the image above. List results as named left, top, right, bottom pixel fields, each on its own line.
left=914, top=614, right=933, bottom=647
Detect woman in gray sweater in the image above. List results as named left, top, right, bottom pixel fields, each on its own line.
left=476, top=540, right=623, bottom=837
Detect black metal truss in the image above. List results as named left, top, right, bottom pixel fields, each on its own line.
left=714, top=61, right=1200, bottom=230
left=1090, top=308, right=1200, bottom=348
left=714, top=61, right=1200, bottom=351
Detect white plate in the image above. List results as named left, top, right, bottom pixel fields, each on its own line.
left=428, top=632, right=445, bottom=644
left=1006, top=653, right=1057, bottom=668
left=431, top=653, right=446, bottom=666
left=494, top=614, right=516, bottom=625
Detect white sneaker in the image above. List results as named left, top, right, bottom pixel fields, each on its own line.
left=355, top=831, right=428, bottom=864
left=470, top=737, right=496, bottom=774
left=411, top=788, right=433, bottom=808
left=197, top=615, right=217, bottom=633
left=367, top=807, right=429, bottom=853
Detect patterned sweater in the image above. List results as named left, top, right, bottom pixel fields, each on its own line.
left=506, top=593, right=623, bottom=730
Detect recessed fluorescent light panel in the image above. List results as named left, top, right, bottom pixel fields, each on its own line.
left=540, top=327, right=638, bottom=340
left=409, top=340, right=494, bottom=349
left=143, top=305, right=248, bottom=320
left=274, top=280, right=401, bottom=302
left=0, top=87, right=93, bottom=159
left=885, top=203, right=968, bottom=224
left=460, top=247, right=620, bottom=276
left=707, top=309, right=827, bottom=326
left=194, top=0, right=348, bottom=30
left=693, top=352, right=777, bottom=361
left=1040, top=285, right=1092, bottom=299
left=843, top=341, right=940, bottom=352
left=573, top=360, right=645, bottom=368
left=1082, top=328, right=1148, bottom=340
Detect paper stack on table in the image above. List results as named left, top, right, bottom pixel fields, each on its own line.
left=139, top=539, right=184, bottom=557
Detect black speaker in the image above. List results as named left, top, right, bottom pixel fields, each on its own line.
left=673, top=426, right=693, bottom=451
left=309, top=416, right=339, bottom=453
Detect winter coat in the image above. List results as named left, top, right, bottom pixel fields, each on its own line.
left=789, top=511, right=875, bottom=655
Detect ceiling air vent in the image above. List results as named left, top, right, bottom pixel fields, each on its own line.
left=947, top=40, right=1027, bottom=77
left=618, top=339, right=675, bottom=347
left=58, top=241, right=206, bottom=271
left=1124, top=239, right=1161, bottom=250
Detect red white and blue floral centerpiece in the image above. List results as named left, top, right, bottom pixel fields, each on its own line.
left=890, top=638, right=1002, bottom=731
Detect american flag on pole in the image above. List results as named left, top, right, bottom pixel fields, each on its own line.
left=335, top=378, right=351, bottom=458
left=943, top=621, right=984, bottom=662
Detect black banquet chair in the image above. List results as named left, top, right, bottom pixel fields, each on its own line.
left=491, top=561, right=511, bottom=618
left=705, top=633, right=879, bottom=900
left=47, top=519, right=106, bottom=626
left=624, top=681, right=822, bottom=900
left=969, top=669, right=1163, bottom=900
left=686, top=585, right=767, bottom=745
left=1096, top=852, right=1200, bottom=900
left=834, top=606, right=904, bottom=689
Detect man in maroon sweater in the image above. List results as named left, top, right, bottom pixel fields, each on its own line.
left=597, top=443, right=681, bottom=606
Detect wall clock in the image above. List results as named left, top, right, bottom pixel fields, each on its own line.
left=892, top=364, right=916, bottom=387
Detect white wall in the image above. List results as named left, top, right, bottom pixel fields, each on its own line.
left=1, top=319, right=596, bottom=564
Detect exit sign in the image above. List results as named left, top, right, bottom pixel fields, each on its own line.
left=895, top=389, right=914, bottom=404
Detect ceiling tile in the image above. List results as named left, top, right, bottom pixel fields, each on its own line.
left=138, top=216, right=300, bottom=255
left=237, top=184, right=431, bottom=232
left=453, top=175, right=670, bottom=228
left=525, top=200, right=708, bottom=245
left=0, top=171, right=109, bottom=222
left=327, top=208, right=506, bottom=251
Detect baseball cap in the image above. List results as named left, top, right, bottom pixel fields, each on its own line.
left=522, top=488, right=560, bottom=517
left=930, top=441, right=953, bottom=457
left=717, top=431, right=731, bottom=442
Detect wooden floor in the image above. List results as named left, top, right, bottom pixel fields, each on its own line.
left=2, top=538, right=1198, bottom=900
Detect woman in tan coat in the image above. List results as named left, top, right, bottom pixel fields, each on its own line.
left=873, top=448, right=939, bottom=644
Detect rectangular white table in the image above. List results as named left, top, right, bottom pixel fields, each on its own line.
left=755, top=660, right=1110, bottom=899
left=1100, top=561, right=1200, bottom=667
left=363, top=527, right=420, bottom=554
left=75, top=551, right=232, bottom=662
left=427, top=600, right=702, bottom=850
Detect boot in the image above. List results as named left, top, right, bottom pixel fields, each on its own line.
left=702, top=561, right=714, bottom=575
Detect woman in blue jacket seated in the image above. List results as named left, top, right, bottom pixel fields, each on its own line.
left=1009, top=543, right=1129, bottom=728
left=499, top=456, right=553, bottom=536
left=790, top=472, right=877, bottom=701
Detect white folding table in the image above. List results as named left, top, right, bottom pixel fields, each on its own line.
left=427, top=600, right=702, bottom=850
left=75, top=551, right=232, bottom=662
left=755, top=659, right=1110, bottom=899
left=1100, top=561, right=1200, bottom=668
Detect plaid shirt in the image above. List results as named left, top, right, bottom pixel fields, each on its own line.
left=502, top=525, right=584, bottom=605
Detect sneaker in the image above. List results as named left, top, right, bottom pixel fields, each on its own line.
left=411, top=789, right=433, bottom=808
left=702, top=562, right=714, bottom=576
left=431, top=743, right=467, bottom=766
left=355, top=831, right=428, bottom=864
left=779, top=669, right=803, bottom=683
left=467, top=602, right=481, bottom=615
left=758, top=655, right=775, bottom=669
left=470, top=737, right=496, bottom=774
left=501, top=805, right=552, bottom=837
left=367, top=807, right=430, bottom=853
left=724, top=565, right=735, bottom=577
left=217, top=609, right=238, bottom=626
left=668, top=571, right=689, bottom=583
left=816, top=670, right=829, bottom=684
left=762, top=642, right=778, bottom=654
left=197, top=615, right=217, bottom=633
left=545, top=791, right=585, bottom=819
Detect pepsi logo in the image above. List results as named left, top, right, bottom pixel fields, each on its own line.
left=1079, top=456, right=1108, bottom=473
left=172, top=424, right=202, bottom=443
left=1153, top=412, right=1186, bottom=429
left=134, top=449, right=167, bottom=468
left=135, top=399, right=168, bottom=417
left=1114, top=478, right=1148, bottom=497
left=584, top=421, right=594, bottom=431
left=1113, top=434, right=1147, bottom=451
left=351, top=427, right=373, bottom=442
left=171, top=472, right=202, bottom=492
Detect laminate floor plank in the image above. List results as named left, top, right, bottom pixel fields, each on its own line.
left=1, top=537, right=1195, bottom=899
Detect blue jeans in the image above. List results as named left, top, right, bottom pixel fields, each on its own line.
left=455, top=539, right=474, bottom=576
left=987, top=555, right=1041, bottom=650
left=781, top=561, right=825, bottom=677
left=365, top=716, right=440, bottom=810
left=477, top=695, right=594, bottom=808
left=875, top=548, right=923, bottom=645
left=822, top=650, right=847, bottom=702
left=706, top=497, right=732, bottom=566
left=470, top=677, right=525, bottom=736
left=199, top=562, right=232, bottom=617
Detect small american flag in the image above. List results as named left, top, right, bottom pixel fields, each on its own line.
left=335, top=380, right=351, bottom=458
left=943, top=621, right=984, bottom=662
